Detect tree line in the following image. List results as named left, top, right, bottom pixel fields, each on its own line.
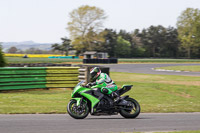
left=52, top=6, right=200, bottom=58
left=58, top=26, right=179, bottom=58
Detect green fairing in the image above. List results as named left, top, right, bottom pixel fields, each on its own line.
left=71, top=85, right=91, bottom=97
left=71, top=81, right=100, bottom=109
left=81, top=92, right=99, bottom=109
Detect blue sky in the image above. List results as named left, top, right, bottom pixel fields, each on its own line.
left=0, top=0, right=199, bottom=43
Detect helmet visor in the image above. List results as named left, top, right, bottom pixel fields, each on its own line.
left=91, top=71, right=97, bottom=79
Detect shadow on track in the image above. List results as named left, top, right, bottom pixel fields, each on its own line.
left=85, top=117, right=150, bottom=120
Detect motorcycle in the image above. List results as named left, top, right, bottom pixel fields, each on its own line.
left=67, top=80, right=140, bottom=119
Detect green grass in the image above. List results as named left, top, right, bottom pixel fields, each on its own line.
left=155, top=65, right=200, bottom=72
left=5, top=57, right=200, bottom=64
left=118, top=58, right=200, bottom=63
left=121, top=131, right=200, bottom=133
left=0, top=72, right=200, bottom=114
left=0, top=89, right=72, bottom=114
left=155, top=131, right=200, bottom=133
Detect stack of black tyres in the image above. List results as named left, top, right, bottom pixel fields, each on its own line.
left=83, top=58, right=118, bottom=64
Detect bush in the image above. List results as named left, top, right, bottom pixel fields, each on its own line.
left=0, top=46, right=6, bottom=67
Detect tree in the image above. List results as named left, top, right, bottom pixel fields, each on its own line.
left=115, top=36, right=131, bottom=58
left=7, top=46, right=18, bottom=53
left=139, top=25, right=166, bottom=57
left=51, top=37, right=71, bottom=55
left=131, top=29, right=146, bottom=57
left=163, top=27, right=180, bottom=57
left=67, top=5, right=107, bottom=53
left=84, top=29, right=106, bottom=52
left=72, top=28, right=106, bottom=54
left=103, top=29, right=118, bottom=57
left=137, top=25, right=180, bottom=58
left=177, top=8, right=200, bottom=58
left=0, top=44, right=6, bottom=67
left=25, top=48, right=43, bottom=54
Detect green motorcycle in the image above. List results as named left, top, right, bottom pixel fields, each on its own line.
left=67, top=81, right=140, bottom=119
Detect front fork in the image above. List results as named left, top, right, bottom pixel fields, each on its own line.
left=71, top=97, right=86, bottom=114
left=71, top=97, right=84, bottom=107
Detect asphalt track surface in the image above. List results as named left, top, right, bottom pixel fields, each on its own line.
left=0, top=113, right=200, bottom=133
left=102, top=63, right=200, bottom=76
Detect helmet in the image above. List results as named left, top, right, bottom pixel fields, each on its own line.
left=90, top=67, right=101, bottom=80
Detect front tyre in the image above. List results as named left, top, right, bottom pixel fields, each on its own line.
left=120, top=97, right=140, bottom=118
left=67, top=99, right=89, bottom=119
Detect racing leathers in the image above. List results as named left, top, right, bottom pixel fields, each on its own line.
left=88, top=73, right=120, bottom=102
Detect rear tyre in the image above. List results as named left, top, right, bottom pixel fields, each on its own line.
left=67, top=99, right=89, bottom=119
left=120, top=97, right=140, bottom=118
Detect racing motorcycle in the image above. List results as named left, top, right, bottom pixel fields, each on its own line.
left=67, top=81, right=140, bottom=119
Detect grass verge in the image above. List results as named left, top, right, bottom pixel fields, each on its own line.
left=0, top=89, right=72, bottom=114
left=0, top=72, right=200, bottom=114
left=120, top=131, right=200, bottom=133
left=118, top=58, right=200, bottom=63
left=155, top=65, right=200, bottom=72
left=155, top=131, right=200, bottom=133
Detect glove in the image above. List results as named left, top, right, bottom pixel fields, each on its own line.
left=85, top=83, right=90, bottom=88
left=90, top=82, right=96, bottom=86
left=86, top=82, right=96, bottom=88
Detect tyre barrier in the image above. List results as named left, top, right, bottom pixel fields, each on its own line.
left=8, top=63, right=72, bottom=67
left=0, top=67, right=79, bottom=90
left=83, top=58, right=118, bottom=64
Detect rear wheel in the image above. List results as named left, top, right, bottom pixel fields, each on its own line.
left=67, top=99, right=89, bottom=119
left=120, top=97, right=140, bottom=118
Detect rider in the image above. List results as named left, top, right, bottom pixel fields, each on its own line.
left=87, top=67, right=120, bottom=103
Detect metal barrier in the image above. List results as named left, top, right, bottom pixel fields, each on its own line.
left=0, top=67, right=79, bottom=90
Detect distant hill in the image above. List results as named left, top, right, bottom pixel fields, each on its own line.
left=1, top=41, right=54, bottom=52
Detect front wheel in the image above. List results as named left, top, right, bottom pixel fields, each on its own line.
left=67, top=99, right=89, bottom=119
left=120, top=97, right=140, bottom=118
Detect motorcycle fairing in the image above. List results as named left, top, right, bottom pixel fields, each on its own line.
left=80, top=90, right=100, bottom=110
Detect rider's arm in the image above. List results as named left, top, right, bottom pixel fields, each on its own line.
left=88, top=73, right=106, bottom=88
left=96, top=73, right=106, bottom=84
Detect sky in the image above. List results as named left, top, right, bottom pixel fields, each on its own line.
left=0, top=0, right=200, bottom=43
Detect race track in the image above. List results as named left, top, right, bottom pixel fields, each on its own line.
left=102, top=63, right=200, bottom=76
left=1, top=113, right=200, bottom=133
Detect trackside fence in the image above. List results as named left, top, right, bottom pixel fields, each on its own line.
left=0, top=67, right=79, bottom=90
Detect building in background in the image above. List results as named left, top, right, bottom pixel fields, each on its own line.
left=83, top=51, right=108, bottom=59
